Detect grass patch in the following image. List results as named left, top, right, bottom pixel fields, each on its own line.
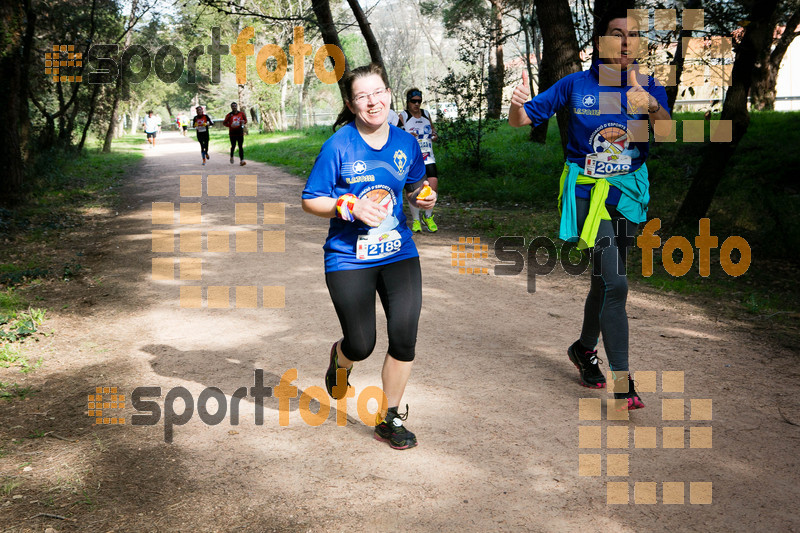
left=210, top=127, right=331, bottom=176
left=437, top=117, right=564, bottom=206
left=1, top=477, right=22, bottom=496
left=0, top=135, right=142, bottom=376
left=1, top=306, right=46, bottom=373
left=1, top=136, right=143, bottom=241
left=0, top=382, right=34, bottom=401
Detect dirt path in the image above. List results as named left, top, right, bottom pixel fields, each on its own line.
left=2, top=131, right=799, bottom=532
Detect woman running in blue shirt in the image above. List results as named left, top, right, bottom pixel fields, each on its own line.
left=302, top=63, right=436, bottom=448
left=509, top=8, right=672, bottom=409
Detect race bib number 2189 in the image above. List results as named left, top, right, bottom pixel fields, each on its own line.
left=357, top=230, right=402, bottom=260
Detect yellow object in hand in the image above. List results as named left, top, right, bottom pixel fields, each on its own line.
left=417, top=185, right=433, bottom=199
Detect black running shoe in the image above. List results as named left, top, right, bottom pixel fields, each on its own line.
left=324, top=342, right=351, bottom=400
left=374, top=405, right=417, bottom=450
left=567, top=341, right=606, bottom=388
left=612, top=373, right=645, bottom=410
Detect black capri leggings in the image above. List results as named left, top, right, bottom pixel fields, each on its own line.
left=229, top=132, right=244, bottom=159
left=325, top=256, right=422, bottom=362
left=196, top=131, right=209, bottom=155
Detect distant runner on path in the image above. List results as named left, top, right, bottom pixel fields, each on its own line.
left=223, top=102, right=247, bottom=166
left=143, top=110, right=161, bottom=148
left=192, top=106, right=214, bottom=166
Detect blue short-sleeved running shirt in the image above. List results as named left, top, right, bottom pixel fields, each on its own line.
left=302, top=122, right=427, bottom=272
left=523, top=60, right=669, bottom=205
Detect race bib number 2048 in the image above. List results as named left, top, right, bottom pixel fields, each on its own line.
left=584, top=153, right=632, bottom=177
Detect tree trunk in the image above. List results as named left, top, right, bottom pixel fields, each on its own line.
left=487, top=0, right=505, bottom=119
left=18, top=0, right=35, bottom=161
left=268, top=110, right=280, bottom=132
left=130, top=98, right=148, bottom=135
left=533, top=0, right=582, bottom=156
left=280, top=76, right=288, bottom=131
left=296, top=73, right=308, bottom=130
left=523, top=5, right=548, bottom=143
left=78, top=84, right=102, bottom=152
left=311, top=0, right=351, bottom=101
left=345, top=0, right=385, bottom=71
left=0, top=0, right=26, bottom=204
left=63, top=86, right=84, bottom=148
left=674, top=0, right=781, bottom=225
left=665, top=0, right=703, bottom=111
left=102, top=79, right=123, bottom=152
left=751, top=6, right=800, bottom=111
left=118, top=113, right=127, bottom=137
left=102, top=0, right=137, bottom=152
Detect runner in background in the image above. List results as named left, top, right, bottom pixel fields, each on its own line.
left=400, top=89, right=439, bottom=233
left=301, top=63, right=437, bottom=450
left=192, top=106, right=214, bottom=166
left=388, top=108, right=401, bottom=127
left=179, top=114, right=189, bottom=136
left=223, top=102, right=247, bottom=166
left=508, top=7, right=672, bottom=409
left=142, top=110, right=161, bottom=149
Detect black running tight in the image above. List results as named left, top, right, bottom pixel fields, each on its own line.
left=229, top=133, right=244, bottom=159
left=576, top=198, right=638, bottom=372
left=325, top=257, right=422, bottom=362
left=197, top=131, right=209, bottom=155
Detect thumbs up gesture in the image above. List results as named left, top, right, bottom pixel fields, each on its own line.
left=511, top=70, right=531, bottom=108
left=626, top=68, right=655, bottom=114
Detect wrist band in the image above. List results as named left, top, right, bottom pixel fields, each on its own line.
left=336, top=194, right=358, bottom=222
left=649, top=100, right=661, bottom=113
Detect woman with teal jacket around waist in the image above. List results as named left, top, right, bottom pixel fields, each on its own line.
left=508, top=7, right=672, bottom=409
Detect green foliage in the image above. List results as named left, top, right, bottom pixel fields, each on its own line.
left=0, top=308, right=45, bottom=344
left=437, top=118, right=564, bottom=205
left=646, top=111, right=800, bottom=260
left=1, top=307, right=46, bottom=372
left=433, top=19, right=500, bottom=169
left=0, top=289, right=25, bottom=314
left=340, top=34, right=371, bottom=68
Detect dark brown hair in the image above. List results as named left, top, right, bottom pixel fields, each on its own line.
left=591, top=5, right=640, bottom=63
left=332, top=63, right=390, bottom=131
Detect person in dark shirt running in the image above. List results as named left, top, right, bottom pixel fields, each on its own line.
left=191, top=106, right=214, bottom=166
left=223, top=102, right=248, bottom=166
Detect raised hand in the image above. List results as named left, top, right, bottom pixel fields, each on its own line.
left=626, top=68, right=653, bottom=114
left=511, top=71, right=531, bottom=108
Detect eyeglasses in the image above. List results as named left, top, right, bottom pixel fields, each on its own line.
left=409, top=99, right=422, bottom=104
left=353, top=87, right=388, bottom=105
